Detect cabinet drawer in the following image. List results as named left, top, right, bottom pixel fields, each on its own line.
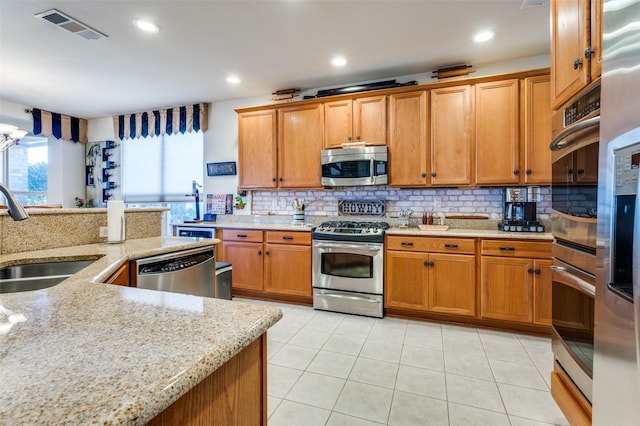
left=222, top=229, right=263, bottom=243
left=386, top=236, right=475, bottom=254
left=481, top=240, right=551, bottom=258
left=265, top=231, right=311, bottom=245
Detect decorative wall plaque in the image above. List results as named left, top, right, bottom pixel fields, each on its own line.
left=338, top=199, right=386, bottom=216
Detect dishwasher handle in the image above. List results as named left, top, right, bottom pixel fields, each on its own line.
left=137, top=247, right=214, bottom=275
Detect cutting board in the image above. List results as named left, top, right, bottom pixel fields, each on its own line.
left=445, top=215, right=489, bottom=220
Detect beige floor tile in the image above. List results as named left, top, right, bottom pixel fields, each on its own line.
left=388, top=391, right=448, bottom=426
left=348, top=357, right=399, bottom=388
left=333, top=381, right=394, bottom=424
left=268, top=400, right=331, bottom=426
left=448, top=402, right=510, bottom=426
left=400, top=345, right=445, bottom=372
left=445, top=374, right=505, bottom=413
left=307, top=350, right=357, bottom=379
left=498, top=383, right=569, bottom=425
left=285, top=371, right=346, bottom=410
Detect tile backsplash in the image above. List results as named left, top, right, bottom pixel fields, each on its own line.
left=250, top=186, right=551, bottom=221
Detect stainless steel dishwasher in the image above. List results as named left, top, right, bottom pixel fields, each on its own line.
left=134, top=246, right=215, bottom=298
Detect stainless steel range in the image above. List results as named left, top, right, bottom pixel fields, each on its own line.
left=312, top=221, right=389, bottom=318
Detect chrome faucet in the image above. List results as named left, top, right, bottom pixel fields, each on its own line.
left=0, top=183, right=28, bottom=221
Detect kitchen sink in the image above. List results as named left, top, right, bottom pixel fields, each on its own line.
left=0, top=259, right=96, bottom=293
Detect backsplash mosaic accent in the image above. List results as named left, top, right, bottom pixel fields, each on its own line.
left=250, top=186, right=552, bottom=221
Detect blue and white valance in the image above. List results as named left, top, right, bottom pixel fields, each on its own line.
left=32, top=108, right=88, bottom=143
left=114, top=103, right=208, bottom=140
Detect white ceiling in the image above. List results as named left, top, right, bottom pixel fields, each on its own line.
left=0, top=0, right=550, bottom=119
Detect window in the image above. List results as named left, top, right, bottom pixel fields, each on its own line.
left=122, top=131, right=203, bottom=233
left=2, top=137, right=48, bottom=205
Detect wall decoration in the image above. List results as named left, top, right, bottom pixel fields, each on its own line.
left=85, top=140, right=120, bottom=207
left=206, top=161, right=236, bottom=176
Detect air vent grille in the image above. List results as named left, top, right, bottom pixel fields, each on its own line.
left=34, top=9, right=107, bottom=40
left=521, top=0, right=549, bottom=8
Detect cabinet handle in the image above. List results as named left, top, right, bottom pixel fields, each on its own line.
left=499, top=247, right=515, bottom=252
left=272, top=177, right=276, bottom=182
left=577, top=168, right=585, bottom=175
left=444, top=244, right=458, bottom=249
left=347, top=136, right=352, bottom=141
left=423, top=261, right=434, bottom=267
left=534, top=269, right=541, bottom=275
left=265, top=250, right=270, bottom=255
left=585, top=46, right=593, bottom=58
left=237, top=234, right=247, bottom=238
left=421, top=173, right=427, bottom=178
left=513, top=169, right=520, bottom=175
left=258, top=250, right=262, bottom=255
left=282, top=236, right=294, bottom=240
left=431, top=172, right=437, bottom=177
left=279, top=177, right=283, bottom=182
left=568, top=168, right=574, bottom=175
left=526, top=169, right=532, bottom=175
left=573, top=58, right=582, bottom=69
left=528, top=268, right=535, bottom=274
left=401, top=242, right=414, bottom=247
left=356, top=135, right=361, bottom=140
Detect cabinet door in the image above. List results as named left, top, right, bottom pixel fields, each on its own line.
left=264, top=243, right=312, bottom=297
left=278, top=103, right=324, bottom=188
left=238, top=110, right=277, bottom=189
left=353, top=95, right=387, bottom=146
left=523, top=76, right=552, bottom=185
left=385, top=250, right=429, bottom=311
left=533, top=259, right=553, bottom=326
left=430, top=85, right=473, bottom=186
left=222, top=241, right=264, bottom=291
left=475, top=80, right=520, bottom=185
left=324, top=99, right=352, bottom=148
left=551, top=0, right=590, bottom=108
left=590, top=0, right=603, bottom=80
left=574, top=141, right=599, bottom=183
left=388, top=90, right=429, bottom=186
left=106, top=262, right=129, bottom=286
left=481, top=256, right=533, bottom=323
left=428, top=253, right=476, bottom=317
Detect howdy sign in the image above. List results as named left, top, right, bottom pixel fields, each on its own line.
left=338, top=199, right=386, bottom=216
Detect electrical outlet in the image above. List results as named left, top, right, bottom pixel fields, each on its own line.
left=99, top=226, right=108, bottom=238
left=434, top=197, right=442, bottom=208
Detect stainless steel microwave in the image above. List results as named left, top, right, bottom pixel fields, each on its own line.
left=321, top=146, right=388, bottom=186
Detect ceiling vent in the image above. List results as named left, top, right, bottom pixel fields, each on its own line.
left=34, top=9, right=107, bottom=40
left=521, top=0, right=549, bottom=8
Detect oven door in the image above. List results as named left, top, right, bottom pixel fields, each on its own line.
left=551, top=258, right=595, bottom=403
left=312, top=240, right=383, bottom=294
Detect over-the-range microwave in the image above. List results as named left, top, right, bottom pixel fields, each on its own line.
left=321, top=146, right=388, bottom=187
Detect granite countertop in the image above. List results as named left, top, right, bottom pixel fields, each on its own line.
left=0, top=237, right=282, bottom=425
left=174, top=221, right=315, bottom=232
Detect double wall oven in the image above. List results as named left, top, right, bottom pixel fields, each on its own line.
left=550, top=80, right=600, bottom=405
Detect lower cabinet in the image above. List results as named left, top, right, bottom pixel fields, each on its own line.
left=480, top=240, right=552, bottom=325
left=221, top=229, right=312, bottom=300
left=105, top=262, right=130, bottom=286
left=385, top=236, right=476, bottom=317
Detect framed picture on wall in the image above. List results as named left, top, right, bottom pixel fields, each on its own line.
left=207, top=161, right=237, bottom=176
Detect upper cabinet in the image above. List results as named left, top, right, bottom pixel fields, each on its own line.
left=278, top=103, right=324, bottom=188
left=237, top=110, right=277, bottom=189
left=388, top=90, right=429, bottom=187
left=551, top=0, right=602, bottom=108
left=475, top=79, right=520, bottom=185
left=430, top=85, right=474, bottom=186
left=522, top=76, right=552, bottom=185
left=324, top=95, right=387, bottom=148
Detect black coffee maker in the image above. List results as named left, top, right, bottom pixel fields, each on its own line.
left=499, top=187, right=544, bottom=232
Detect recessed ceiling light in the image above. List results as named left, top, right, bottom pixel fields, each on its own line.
left=226, top=75, right=241, bottom=84
left=474, top=31, right=495, bottom=43
left=134, top=20, right=159, bottom=33
left=331, top=57, right=347, bottom=67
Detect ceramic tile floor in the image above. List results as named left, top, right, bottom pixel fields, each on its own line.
left=235, top=298, right=569, bottom=426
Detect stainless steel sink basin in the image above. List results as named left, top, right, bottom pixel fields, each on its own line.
left=0, top=259, right=96, bottom=293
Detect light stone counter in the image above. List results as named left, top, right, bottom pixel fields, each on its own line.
left=0, top=236, right=282, bottom=425
left=174, top=220, right=315, bottom=232
left=386, top=227, right=555, bottom=240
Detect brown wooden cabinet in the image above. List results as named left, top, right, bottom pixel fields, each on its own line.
left=388, top=90, right=429, bottom=186
left=237, top=110, right=277, bottom=189
left=551, top=0, right=602, bottom=108
left=264, top=231, right=312, bottom=298
left=222, top=229, right=312, bottom=301
left=475, top=79, right=520, bottom=185
left=278, top=103, right=324, bottom=188
left=522, top=76, right=552, bottom=185
left=480, top=240, right=552, bottom=325
left=106, top=262, right=129, bottom=286
left=386, top=236, right=476, bottom=317
left=324, top=95, right=387, bottom=148
left=430, top=85, right=473, bottom=186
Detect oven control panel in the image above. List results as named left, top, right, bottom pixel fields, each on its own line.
left=615, top=142, right=640, bottom=196
left=564, top=84, right=601, bottom=127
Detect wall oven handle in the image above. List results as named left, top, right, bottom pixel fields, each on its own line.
left=551, top=265, right=596, bottom=297
left=550, top=115, right=600, bottom=151
left=314, top=292, right=381, bottom=303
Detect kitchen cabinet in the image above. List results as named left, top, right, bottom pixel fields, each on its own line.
left=388, top=90, right=429, bottom=186
left=430, top=85, right=473, bottom=186
left=551, top=0, right=602, bottom=108
left=324, top=95, right=387, bottom=148
left=221, top=229, right=264, bottom=291
left=480, top=240, right=552, bottom=324
left=278, top=103, right=324, bottom=188
left=522, top=76, right=552, bottom=185
left=106, top=262, right=129, bottom=286
left=386, top=236, right=476, bottom=317
left=221, top=228, right=312, bottom=300
left=475, top=79, right=520, bottom=185
left=264, top=231, right=312, bottom=297
left=237, top=110, right=277, bottom=189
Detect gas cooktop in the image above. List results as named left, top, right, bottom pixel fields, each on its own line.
left=312, top=221, right=390, bottom=243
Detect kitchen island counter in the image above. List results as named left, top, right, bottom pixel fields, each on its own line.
left=0, top=236, right=282, bottom=425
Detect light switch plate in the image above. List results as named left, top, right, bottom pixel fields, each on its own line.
left=99, top=227, right=108, bottom=238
